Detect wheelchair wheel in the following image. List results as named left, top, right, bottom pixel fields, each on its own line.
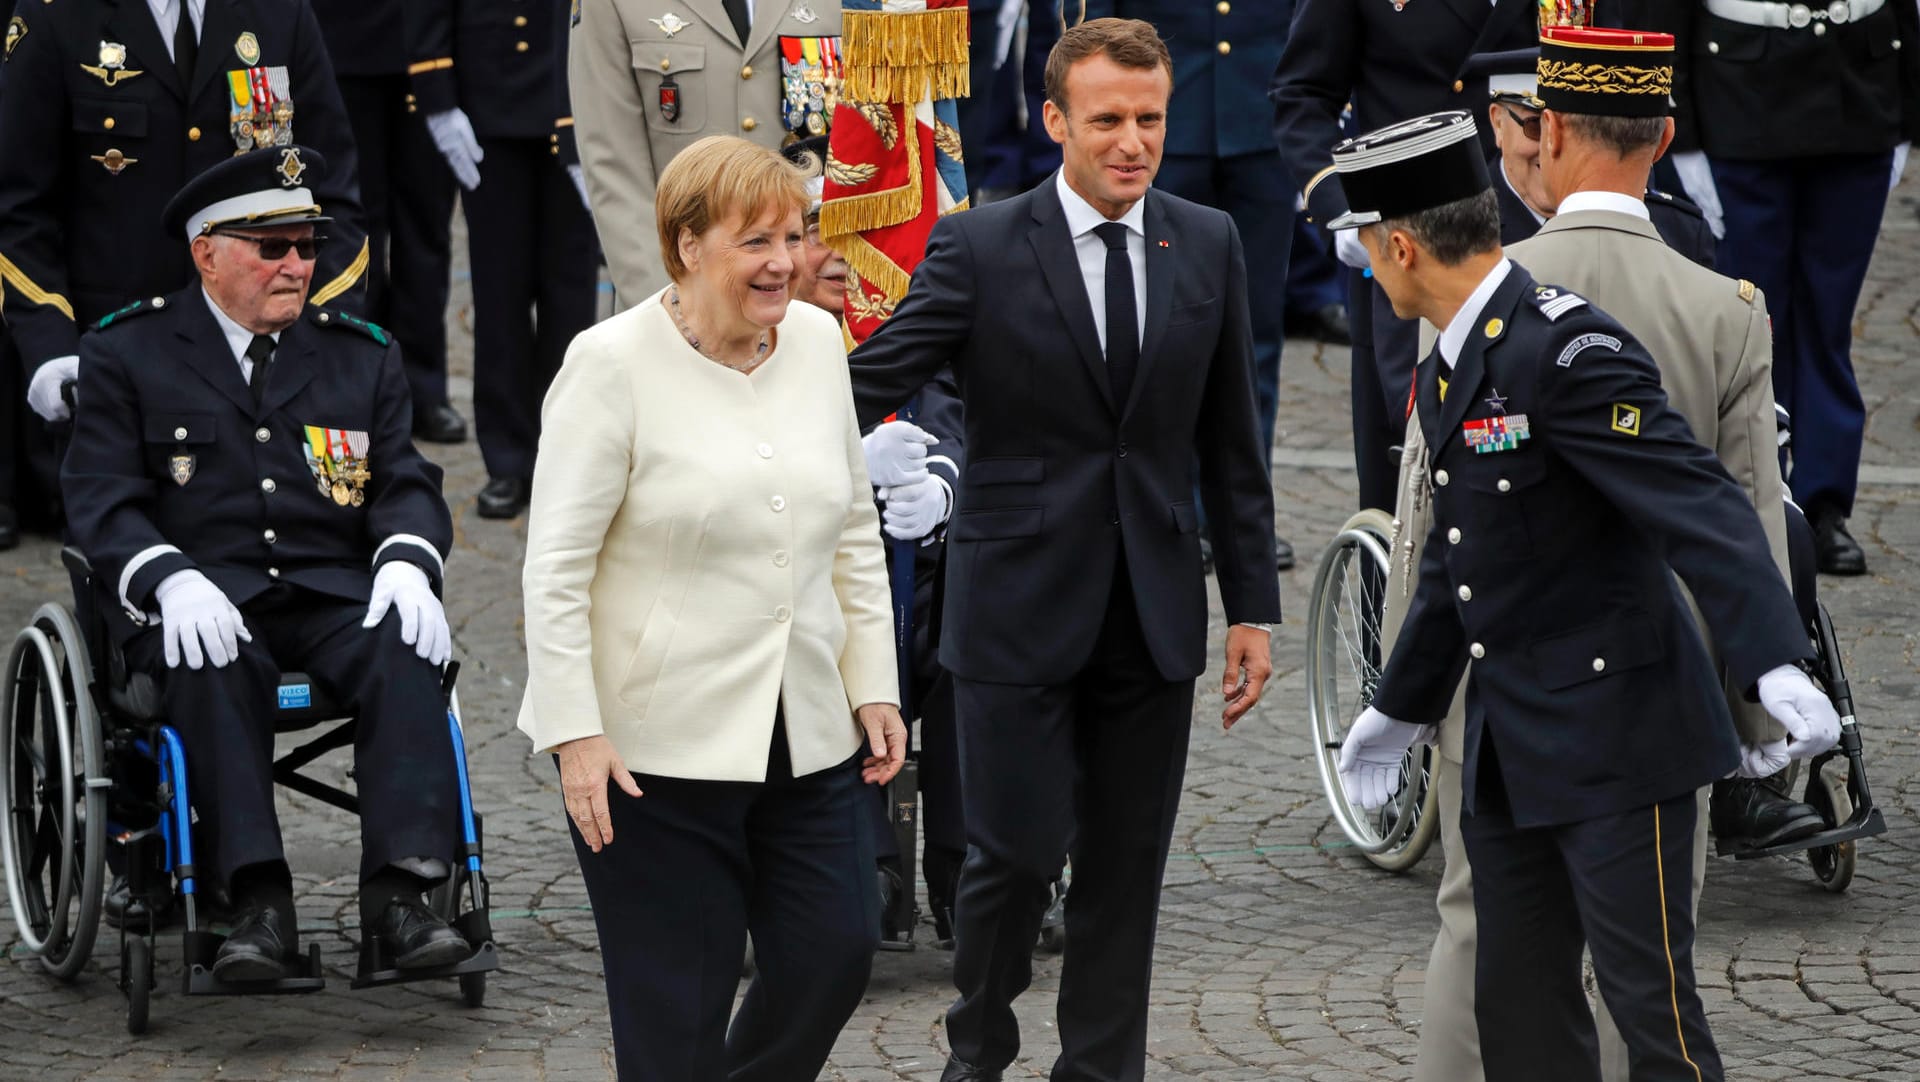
left=460, top=970, right=487, bottom=1008
left=1806, top=763, right=1856, bottom=893
left=0, top=603, right=108, bottom=981
left=1306, top=509, right=1440, bottom=871
left=125, top=936, right=152, bottom=1035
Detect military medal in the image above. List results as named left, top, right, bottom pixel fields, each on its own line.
left=168, top=453, right=196, bottom=486
left=780, top=35, right=843, bottom=138
left=1462, top=414, right=1531, bottom=454
left=234, top=31, right=261, bottom=66
left=82, top=40, right=144, bottom=87
left=229, top=65, right=295, bottom=151
left=304, top=425, right=371, bottom=508
left=658, top=74, right=680, bottom=123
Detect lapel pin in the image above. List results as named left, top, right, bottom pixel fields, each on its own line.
left=1157, top=239, right=1169, bottom=247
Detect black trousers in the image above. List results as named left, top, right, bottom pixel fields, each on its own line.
left=1346, top=269, right=1420, bottom=513
left=461, top=136, right=599, bottom=481
left=946, top=569, right=1194, bottom=1080
left=868, top=667, right=965, bottom=862
left=1465, top=748, right=1721, bottom=1082
left=567, top=727, right=878, bottom=1082
left=336, top=74, right=457, bottom=411
left=121, top=585, right=460, bottom=885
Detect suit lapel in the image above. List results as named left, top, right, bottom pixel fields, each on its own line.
left=1433, top=267, right=1527, bottom=452
left=1416, top=346, right=1442, bottom=450
left=101, top=0, right=186, bottom=101
left=1436, top=0, right=1493, bottom=33
left=175, top=292, right=259, bottom=416
left=191, top=0, right=243, bottom=106
left=1124, top=192, right=1174, bottom=419
left=1453, top=0, right=1537, bottom=79
left=1028, top=183, right=1114, bottom=414
left=681, top=0, right=744, bottom=44
left=260, top=316, right=316, bottom=414
left=742, top=0, right=789, bottom=63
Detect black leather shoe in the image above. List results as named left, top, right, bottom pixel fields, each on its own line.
left=1711, top=778, right=1827, bottom=849
left=1288, top=302, right=1353, bottom=346
left=476, top=476, right=531, bottom=520
left=1275, top=534, right=1296, bottom=572
left=214, top=906, right=296, bottom=983
left=0, top=505, right=17, bottom=551
left=103, top=874, right=177, bottom=931
left=939, top=1057, right=1003, bottom=1082
left=877, top=864, right=909, bottom=944
left=372, top=899, right=471, bottom=969
left=412, top=402, right=468, bottom=444
left=1809, top=507, right=1866, bottom=576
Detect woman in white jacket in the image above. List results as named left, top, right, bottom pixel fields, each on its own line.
left=518, top=135, right=905, bottom=1081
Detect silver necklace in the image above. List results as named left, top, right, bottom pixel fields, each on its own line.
left=668, top=286, right=770, bottom=371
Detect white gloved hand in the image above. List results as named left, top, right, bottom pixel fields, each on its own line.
left=1669, top=151, right=1725, bottom=240
left=1734, top=739, right=1791, bottom=780
left=154, top=570, right=251, bottom=670
left=879, top=475, right=949, bottom=542
left=1334, top=229, right=1370, bottom=270
left=26, top=355, right=80, bottom=422
left=1892, top=142, right=1910, bottom=193
left=425, top=108, right=484, bottom=190
left=1757, top=664, right=1840, bottom=760
left=861, top=420, right=938, bottom=487
left=567, top=163, right=590, bottom=212
left=1337, top=706, right=1436, bottom=810
left=363, top=561, right=452, bottom=666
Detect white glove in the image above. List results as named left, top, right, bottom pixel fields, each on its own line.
left=861, top=420, right=938, bottom=487
left=1669, top=151, right=1725, bottom=240
left=154, top=570, right=251, bottom=670
left=1336, top=706, right=1436, bottom=810
left=1893, top=142, right=1910, bottom=193
left=879, top=475, right=950, bottom=543
left=567, top=163, right=590, bottom=212
left=1334, top=229, right=1370, bottom=270
left=425, top=108, right=484, bottom=191
left=1734, top=739, right=1791, bottom=779
left=363, top=561, right=452, bottom=666
left=1757, top=664, right=1840, bottom=760
left=27, top=355, right=80, bottom=422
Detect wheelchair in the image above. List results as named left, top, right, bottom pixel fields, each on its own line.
left=1304, top=502, right=1889, bottom=888
left=0, top=547, right=498, bottom=1034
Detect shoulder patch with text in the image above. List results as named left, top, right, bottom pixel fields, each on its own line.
left=1555, top=331, right=1621, bottom=368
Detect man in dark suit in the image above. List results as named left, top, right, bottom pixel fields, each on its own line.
left=309, top=0, right=467, bottom=444
left=849, top=19, right=1281, bottom=1082
left=3, top=0, right=368, bottom=434
left=1329, top=108, right=1841, bottom=1082
left=1618, top=0, right=1920, bottom=575
left=1270, top=0, right=1538, bottom=512
left=62, top=148, right=470, bottom=984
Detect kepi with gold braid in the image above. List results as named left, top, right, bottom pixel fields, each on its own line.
left=1536, top=27, right=1674, bottom=118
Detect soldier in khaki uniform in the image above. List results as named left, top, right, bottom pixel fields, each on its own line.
left=1387, top=30, right=1823, bottom=1082
left=568, top=0, right=842, bottom=305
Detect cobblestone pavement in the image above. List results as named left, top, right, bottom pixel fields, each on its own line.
left=5, top=188, right=1920, bottom=1080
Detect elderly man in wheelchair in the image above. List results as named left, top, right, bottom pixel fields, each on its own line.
left=56, top=148, right=469, bottom=986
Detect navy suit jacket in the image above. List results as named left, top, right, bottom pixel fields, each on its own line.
left=849, top=179, right=1280, bottom=685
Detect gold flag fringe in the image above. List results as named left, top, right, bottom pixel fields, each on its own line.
left=841, top=8, right=971, bottom=104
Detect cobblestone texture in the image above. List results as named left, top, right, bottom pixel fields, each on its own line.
left=3, top=195, right=1919, bottom=1079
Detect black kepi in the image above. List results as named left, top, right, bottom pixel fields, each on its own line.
left=1326, top=111, right=1491, bottom=230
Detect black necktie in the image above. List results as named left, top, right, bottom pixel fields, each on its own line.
left=1095, top=221, right=1138, bottom=408
left=172, top=2, right=197, bottom=88
left=722, top=0, right=751, bottom=45
left=246, top=333, right=275, bottom=407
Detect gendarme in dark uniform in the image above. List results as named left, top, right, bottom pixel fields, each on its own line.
left=0, top=0, right=369, bottom=379
left=1327, top=111, right=1831, bottom=1081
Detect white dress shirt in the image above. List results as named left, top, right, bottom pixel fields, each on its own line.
left=147, top=0, right=206, bottom=58
left=1055, top=170, right=1147, bottom=352
left=1436, top=258, right=1514, bottom=370
left=1554, top=189, right=1652, bottom=221
left=203, top=289, right=277, bottom=383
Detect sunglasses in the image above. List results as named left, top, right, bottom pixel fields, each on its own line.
left=215, top=231, right=324, bottom=261
left=1500, top=103, right=1542, bottom=142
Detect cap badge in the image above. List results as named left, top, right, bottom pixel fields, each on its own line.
left=276, top=147, right=308, bottom=188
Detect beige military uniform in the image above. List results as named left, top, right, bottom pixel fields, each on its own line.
left=569, top=0, right=841, bottom=304
left=1389, top=207, right=1789, bottom=1082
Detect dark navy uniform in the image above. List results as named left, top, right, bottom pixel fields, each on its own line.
left=310, top=0, right=460, bottom=423
left=0, top=0, right=368, bottom=371
left=62, top=286, right=458, bottom=888
left=1620, top=0, right=1920, bottom=534
left=411, top=0, right=597, bottom=491
left=1375, top=265, right=1812, bottom=1081
left=1493, top=165, right=1720, bottom=268
left=1089, top=0, right=1294, bottom=468
left=1270, top=0, right=1538, bottom=512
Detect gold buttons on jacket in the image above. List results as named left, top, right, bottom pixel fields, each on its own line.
left=514, top=15, right=528, bottom=26
left=1452, top=80, right=1464, bottom=93
left=1447, top=527, right=1461, bottom=544
left=1217, top=0, right=1230, bottom=11
left=188, top=126, right=202, bottom=141
left=103, top=117, right=116, bottom=130
left=1470, top=642, right=1485, bottom=659
left=742, top=116, right=758, bottom=132
left=741, top=65, right=754, bottom=79
left=1216, top=41, right=1230, bottom=55
left=516, top=40, right=529, bottom=52
left=660, top=57, right=672, bottom=71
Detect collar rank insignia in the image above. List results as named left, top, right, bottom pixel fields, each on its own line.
left=1462, top=414, right=1531, bottom=454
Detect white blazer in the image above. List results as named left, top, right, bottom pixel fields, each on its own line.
left=517, top=291, right=899, bottom=781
